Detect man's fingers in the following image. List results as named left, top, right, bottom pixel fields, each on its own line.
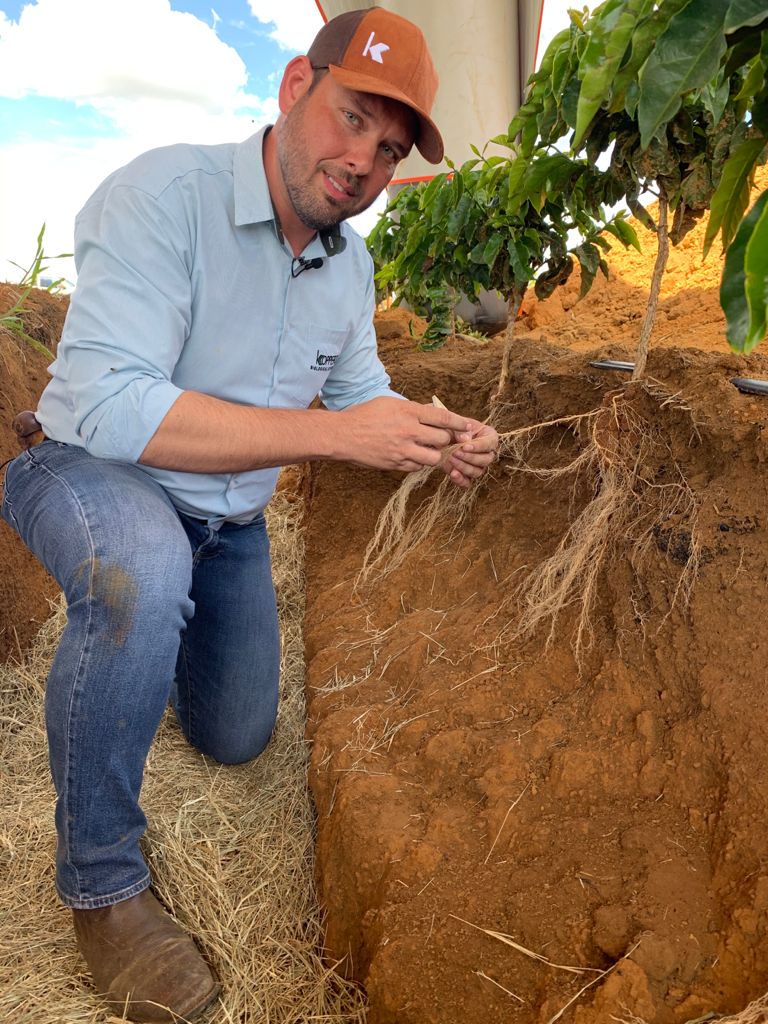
left=462, top=424, right=499, bottom=452
left=446, top=457, right=485, bottom=479
left=450, top=447, right=495, bottom=468
left=418, top=402, right=473, bottom=436
left=417, top=425, right=455, bottom=450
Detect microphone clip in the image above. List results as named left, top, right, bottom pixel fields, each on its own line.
left=291, top=256, right=324, bottom=278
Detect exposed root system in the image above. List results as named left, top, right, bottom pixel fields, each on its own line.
left=508, top=382, right=701, bottom=663
left=357, top=381, right=701, bottom=665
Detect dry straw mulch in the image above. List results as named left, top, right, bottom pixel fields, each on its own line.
left=0, top=491, right=366, bottom=1023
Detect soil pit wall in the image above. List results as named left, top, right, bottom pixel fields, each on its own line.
left=0, top=285, right=65, bottom=659
left=303, top=321, right=768, bottom=1024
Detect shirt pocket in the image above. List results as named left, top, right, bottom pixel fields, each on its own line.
left=277, top=324, right=348, bottom=408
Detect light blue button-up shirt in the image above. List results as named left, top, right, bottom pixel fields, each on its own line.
left=37, top=127, right=398, bottom=524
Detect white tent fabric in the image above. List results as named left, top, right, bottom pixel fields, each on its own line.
left=316, top=0, right=545, bottom=182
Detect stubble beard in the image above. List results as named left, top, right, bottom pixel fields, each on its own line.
left=277, top=103, right=372, bottom=231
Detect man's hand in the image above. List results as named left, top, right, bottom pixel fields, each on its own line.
left=337, top=396, right=498, bottom=486
left=430, top=395, right=498, bottom=489
left=441, top=421, right=499, bottom=488
left=337, top=396, right=471, bottom=471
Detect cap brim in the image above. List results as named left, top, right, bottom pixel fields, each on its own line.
left=327, top=64, right=444, bottom=165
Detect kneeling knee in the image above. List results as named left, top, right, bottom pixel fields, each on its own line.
left=194, top=722, right=276, bottom=765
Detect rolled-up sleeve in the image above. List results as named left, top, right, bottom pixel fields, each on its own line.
left=319, top=249, right=405, bottom=410
left=55, top=181, right=190, bottom=461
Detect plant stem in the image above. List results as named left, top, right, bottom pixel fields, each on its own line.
left=492, top=283, right=527, bottom=407
left=632, top=194, right=669, bottom=381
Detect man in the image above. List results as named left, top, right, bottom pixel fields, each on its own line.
left=1, top=7, right=498, bottom=1021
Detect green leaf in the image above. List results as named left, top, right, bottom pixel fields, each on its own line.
left=469, top=239, right=487, bottom=263
left=523, top=154, right=578, bottom=211
left=704, top=137, right=765, bottom=255
left=430, top=183, right=455, bottom=226
left=724, top=33, right=765, bottom=76
left=742, top=195, right=768, bottom=350
left=551, top=37, right=578, bottom=98
left=628, top=196, right=657, bottom=232
left=483, top=233, right=505, bottom=269
left=751, top=79, right=768, bottom=135
left=446, top=193, right=474, bottom=242
left=561, top=76, right=581, bottom=129
left=572, top=241, right=601, bottom=299
left=638, top=0, right=728, bottom=150
left=735, top=55, right=765, bottom=101
left=702, top=69, right=732, bottom=124
left=725, top=0, right=768, bottom=32
left=417, top=174, right=446, bottom=212
left=574, top=0, right=653, bottom=149
left=506, top=156, right=528, bottom=214
left=507, top=238, right=533, bottom=282
left=605, top=217, right=642, bottom=251
left=401, top=224, right=426, bottom=260
left=610, top=0, right=690, bottom=104
left=721, top=188, right=768, bottom=351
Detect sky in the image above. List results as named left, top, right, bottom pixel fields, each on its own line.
left=0, top=0, right=572, bottom=285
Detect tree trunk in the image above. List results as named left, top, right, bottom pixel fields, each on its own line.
left=632, top=194, right=669, bottom=381
left=492, top=283, right=527, bottom=408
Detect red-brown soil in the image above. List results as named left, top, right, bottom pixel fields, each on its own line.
left=3, top=192, right=768, bottom=1024
left=0, top=284, right=64, bottom=660
left=302, top=211, right=768, bottom=1021
left=517, top=193, right=731, bottom=357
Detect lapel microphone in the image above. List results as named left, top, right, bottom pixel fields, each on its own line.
left=291, top=256, right=324, bottom=278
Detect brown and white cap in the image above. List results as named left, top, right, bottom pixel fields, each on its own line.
left=308, top=7, right=444, bottom=164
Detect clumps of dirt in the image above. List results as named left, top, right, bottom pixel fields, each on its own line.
left=0, top=285, right=65, bottom=659
left=303, top=320, right=768, bottom=1024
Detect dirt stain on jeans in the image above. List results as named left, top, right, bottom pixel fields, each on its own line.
left=77, top=559, right=139, bottom=647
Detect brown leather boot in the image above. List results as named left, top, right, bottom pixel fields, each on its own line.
left=72, top=888, right=219, bottom=1022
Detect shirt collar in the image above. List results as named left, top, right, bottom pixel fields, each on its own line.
left=232, top=125, right=349, bottom=261
left=233, top=126, right=275, bottom=227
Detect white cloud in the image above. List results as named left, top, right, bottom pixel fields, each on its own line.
left=247, top=0, right=323, bottom=53
left=0, top=0, right=284, bottom=283
left=0, top=0, right=250, bottom=110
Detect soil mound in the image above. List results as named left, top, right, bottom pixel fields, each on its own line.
left=517, top=168, right=768, bottom=358
left=0, top=284, right=65, bottom=659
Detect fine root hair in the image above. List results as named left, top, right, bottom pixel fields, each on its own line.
left=708, top=992, right=768, bottom=1024
left=355, top=462, right=482, bottom=588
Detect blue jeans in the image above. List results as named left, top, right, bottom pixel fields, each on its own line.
left=1, top=441, right=280, bottom=909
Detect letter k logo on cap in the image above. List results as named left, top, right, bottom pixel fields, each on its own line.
left=362, top=30, right=390, bottom=64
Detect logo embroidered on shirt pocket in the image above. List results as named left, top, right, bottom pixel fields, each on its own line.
left=276, top=324, right=347, bottom=408
left=310, top=349, right=339, bottom=372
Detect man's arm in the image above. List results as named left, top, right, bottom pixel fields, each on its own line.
left=138, top=390, right=481, bottom=475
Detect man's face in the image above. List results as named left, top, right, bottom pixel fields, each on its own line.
left=277, top=72, right=416, bottom=231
